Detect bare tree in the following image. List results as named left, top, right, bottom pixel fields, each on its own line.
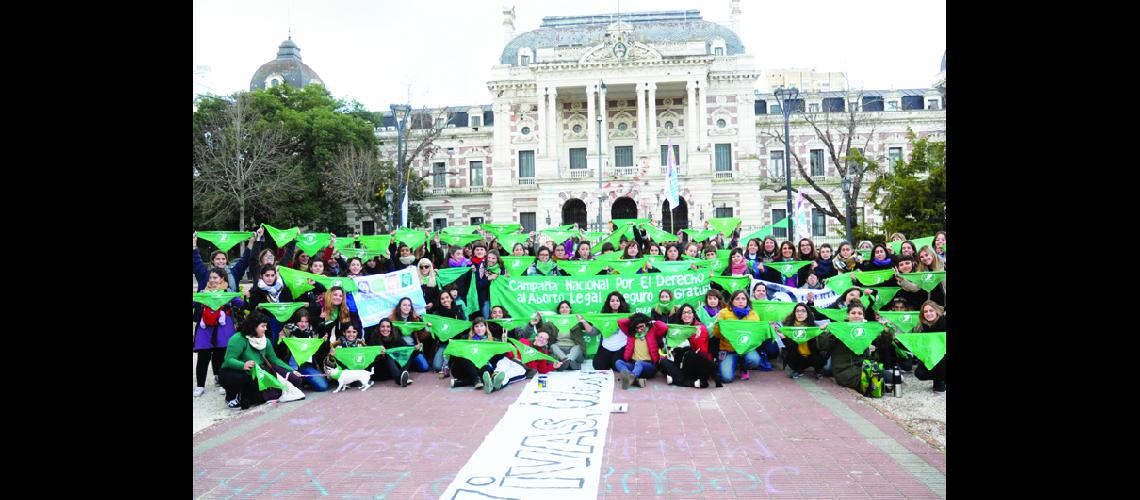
left=193, top=94, right=302, bottom=230
left=389, top=106, right=453, bottom=227
left=323, top=145, right=393, bottom=229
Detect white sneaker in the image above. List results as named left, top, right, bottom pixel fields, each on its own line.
left=193, top=387, right=206, bottom=397
left=216, top=387, right=226, bottom=395
left=666, top=375, right=673, bottom=385
left=694, top=379, right=702, bottom=388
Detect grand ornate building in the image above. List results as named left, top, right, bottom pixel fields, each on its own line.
left=361, top=3, right=945, bottom=244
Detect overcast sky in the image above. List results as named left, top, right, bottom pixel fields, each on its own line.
left=194, top=0, right=946, bottom=111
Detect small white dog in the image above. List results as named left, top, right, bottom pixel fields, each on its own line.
left=325, top=366, right=374, bottom=392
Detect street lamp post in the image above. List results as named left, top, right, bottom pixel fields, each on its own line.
left=383, top=186, right=394, bottom=232
left=841, top=174, right=853, bottom=245
left=390, top=104, right=412, bottom=228
left=596, top=81, right=606, bottom=232
left=774, top=86, right=799, bottom=241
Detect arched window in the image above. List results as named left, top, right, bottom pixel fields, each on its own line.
left=561, top=199, right=587, bottom=229
left=661, top=196, right=689, bottom=233
left=611, top=196, right=638, bottom=221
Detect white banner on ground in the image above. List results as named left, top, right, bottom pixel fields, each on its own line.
left=352, top=267, right=427, bottom=327
left=752, top=278, right=841, bottom=308
left=440, top=370, right=615, bottom=500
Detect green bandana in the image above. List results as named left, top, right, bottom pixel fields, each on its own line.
left=611, top=218, right=650, bottom=227
left=311, top=274, right=358, bottom=293
left=262, top=224, right=300, bottom=246
left=610, top=258, right=647, bottom=276
left=716, top=319, right=775, bottom=353
left=653, top=302, right=674, bottom=316
left=423, top=313, right=472, bottom=341
left=781, top=326, right=823, bottom=343
left=294, top=233, right=331, bottom=257
left=664, top=324, right=698, bottom=348
left=545, top=314, right=579, bottom=333
left=894, top=332, right=946, bottom=368
left=826, top=321, right=885, bottom=354
left=281, top=337, right=325, bottom=364
left=196, top=231, right=253, bottom=253
left=594, top=251, right=627, bottom=263
left=193, top=291, right=241, bottom=310
left=583, top=331, right=601, bottom=357
left=681, top=228, right=720, bottom=242
left=251, top=363, right=286, bottom=391
left=257, top=302, right=307, bottom=322
left=740, top=217, right=788, bottom=242
left=441, top=225, right=480, bottom=236
left=709, top=276, right=752, bottom=295
left=445, top=339, right=515, bottom=368
left=276, top=266, right=316, bottom=297
left=639, top=224, right=679, bottom=243
left=582, top=231, right=607, bottom=243
left=813, top=307, right=849, bottom=323
left=753, top=300, right=798, bottom=322
left=889, top=236, right=935, bottom=256
left=769, top=260, right=813, bottom=278
left=535, top=260, right=557, bottom=275
left=599, top=226, right=634, bottom=250
left=868, top=286, right=901, bottom=310
left=853, top=269, right=895, bottom=287
left=878, top=311, right=921, bottom=333
left=540, top=228, right=580, bottom=243
left=385, top=346, right=416, bottom=367
left=435, top=267, right=472, bottom=286
left=486, top=318, right=530, bottom=333
left=501, top=256, right=536, bottom=276
left=559, top=260, right=609, bottom=277
left=493, top=233, right=531, bottom=250
left=899, top=272, right=947, bottom=292
left=653, top=261, right=697, bottom=273
left=581, top=313, right=632, bottom=338
left=480, top=224, right=522, bottom=241
left=855, top=249, right=872, bottom=261
left=331, top=236, right=357, bottom=253
left=357, top=235, right=392, bottom=254
left=339, top=247, right=386, bottom=261
left=334, top=346, right=385, bottom=370
left=439, top=233, right=484, bottom=247
left=696, top=306, right=718, bottom=328
left=825, top=273, right=855, bottom=295
left=394, top=228, right=430, bottom=250
left=706, top=217, right=742, bottom=236
left=392, top=321, right=428, bottom=336
left=507, top=337, right=560, bottom=364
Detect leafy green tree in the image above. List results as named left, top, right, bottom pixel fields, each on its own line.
left=868, top=129, right=946, bottom=238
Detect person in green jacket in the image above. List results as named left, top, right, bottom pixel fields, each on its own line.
left=509, top=311, right=558, bottom=341
left=815, top=302, right=891, bottom=391
left=220, top=312, right=304, bottom=409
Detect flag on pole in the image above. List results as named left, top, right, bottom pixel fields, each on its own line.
left=400, top=181, right=409, bottom=228
left=793, top=191, right=812, bottom=243
left=666, top=137, right=680, bottom=208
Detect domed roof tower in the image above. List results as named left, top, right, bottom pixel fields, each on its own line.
left=249, top=37, right=324, bottom=91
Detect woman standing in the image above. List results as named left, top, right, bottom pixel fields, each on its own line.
left=193, top=231, right=255, bottom=293
left=247, top=265, right=294, bottom=343
left=193, top=268, right=246, bottom=397
left=859, top=244, right=895, bottom=272
left=915, top=245, right=947, bottom=306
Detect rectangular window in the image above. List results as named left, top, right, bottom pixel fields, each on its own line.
left=769, top=150, right=784, bottom=177
left=927, top=99, right=940, bottom=110
left=518, top=151, right=535, bottom=178
left=469, top=161, right=483, bottom=187
left=715, top=207, right=733, bottom=218
left=470, top=116, right=482, bottom=128
left=570, top=148, right=587, bottom=169
left=520, top=55, right=530, bottom=66
left=862, top=96, right=884, bottom=112
left=808, top=103, right=820, bottom=113
left=361, top=220, right=375, bottom=236
left=770, top=103, right=782, bottom=114
left=823, top=97, right=845, bottom=113
left=432, top=162, right=446, bottom=188
left=434, top=117, right=445, bottom=129
left=660, top=144, right=681, bottom=166
left=614, top=146, right=633, bottom=167
left=810, top=149, right=825, bottom=177
left=714, top=47, right=724, bottom=56
left=715, top=144, right=732, bottom=172
left=433, top=218, right=448, bottom=232
left=848, top=102, right=859, bottom=112
left=888, top=147, right=903, bottom=172
left=772, top=208, right=787, bottom=239
left=755, top=99, right=767, bottom=114
left=812, top=209, right=826, bottom=237
left=887, top=100, right=899, bottom=111
left=520, top=212, right=537, bottom=233
left=470, top=217, right=484, bottom=226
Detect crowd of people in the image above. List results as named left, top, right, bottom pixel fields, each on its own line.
left=193, top=222, right=947, bottom=410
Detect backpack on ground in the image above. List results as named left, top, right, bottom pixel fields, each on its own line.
left=859, top=359, right=884, bottom=398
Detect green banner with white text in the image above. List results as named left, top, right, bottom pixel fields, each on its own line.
left=490, top=269, right=711, bottom=320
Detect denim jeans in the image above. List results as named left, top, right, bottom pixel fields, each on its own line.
left=481, top=300, right=490, bottom=320
left=408, top=352, right=430, bottom=372
left=432, top=344, right=448, bottom=371
left=718, top=350, right=760, bottom=383
left=550, top=344, right=584, bottom=370
left=615, top=359, right=657, bottom=379
left=297, top=364, right=329, bottom=391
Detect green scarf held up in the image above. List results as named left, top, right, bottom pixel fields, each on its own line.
left=311, top=274, right=358, bottom=293
left=334, top=346, right=385, bottom=370
left=853, top=269, right=895, bottom=287
left=610, top=258, right=646, bottom=276
left=696, top=305, right=717, bottom=329
left=507, top=337, right=560, bottom=364
left=889, top=236, right=935, bottom=256
left=384, top=346, right=416, bottom=367
left=275, top=266, right=316, bottom=296
left=740, top=217, right=788, bottom=242
left=894, top=332, right=946, bottom=368
left=654, top=261, right=697, bottom=273
left=480, top=223, right=522, bottom=241
left=493, top=233, right=531, bottom=251
left=251, top=363, right=286, bottom=391
left=826, top=321, right=885, bottom=354
left=682, top=228, right=720, bottom=242
left=356, top=235, right=392, bottom=254
left=812, top=307, right=849, bottom=323
left=422, top=313, right=472, bottom=341
left=435, top=267, right=479, bottom=318
left=339, top=247, right=385, bottom=261
left=439, top=233, right=484, bottom=247
left=664, top=324, right=698, bottom=348
left=257, top=302, right=308, bottom=322
left=540, top=228, right=580, bottom=243
left=193, top=291, right=241, bottom=311
left=855, top=249, right=872, bottom=261
left=639, top=224, right=679, bottom=243
left=196, top=231, right=253, bottom=253
left=899, top=271, right=947, bottom=292
left=392, top=321, right=428, bottom=337
left=441, top=225, right=479, bottom=236
left=868, top=286, right=901, bottom=310
left=332, top=236, right=358, bottom=253
left=598, top=225, right=634, bottom=251
left=769, top=260, right=813, bottom=278
left=501, top=256, right=536, bottom=276
left=486, top=317, right=530, bottom=333
left=581, top=313, right=631, bottom=338
left=435, top=267, right=472, bottom=286
left=594, top=251, right=627, bottom=263
left=582, top=231, right=607, bottom=243
left=877, top=311, right=922, bottom=334
left=560, top=260, right=609, bottom=277
left=262, top=224, right=300, bottom=246
left=281, top=337, right=325, bottom=364
left=545, top=314, right=579, bottom=333
left=825, top=273, right=855, bottom=295
left=706, top=217, right=742, bottom=236
left=716, top=319, right=775, bottom=353
left=294, top=233, right=332, bottom=257
left=653, top=301, right=674, bottom=317
left=781, top=326, right=823, bottom=343
left=535, top=260, right=558, bottom=275
left=394, top=228, right=430, bottom=250
left=753, top=300, right=798, bottom=322
left=445, top=339, right=515, bottom=368
left=709, top=276, right=752, bottom=295
left=611, top=218, right=650, bottom=227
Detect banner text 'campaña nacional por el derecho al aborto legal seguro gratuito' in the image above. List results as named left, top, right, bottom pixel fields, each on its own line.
left=490, top=269, right=711, bottom=318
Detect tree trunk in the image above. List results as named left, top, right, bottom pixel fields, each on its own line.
left=239, top=204, right=246, bottom=232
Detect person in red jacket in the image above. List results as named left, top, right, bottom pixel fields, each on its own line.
left=657, top=304, right=720, bottom=388
left=614, top=313, right=668, bottom=389
left=511, top=331, right=564, bottom=376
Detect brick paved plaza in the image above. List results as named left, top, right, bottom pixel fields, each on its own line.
left=193, top=368, right=945, bottom=499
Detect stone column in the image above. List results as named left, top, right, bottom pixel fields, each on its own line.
left=598, top=84, right=608, bottom=156
left=536, top=85, right=546, bottom=158
left=697, top=79, right=709, bottom=152
left=636, top=82, right=647, bottom=154
left=647, top=82, right=658, bottom=155
left=547, top=87, right=559, bottom=160
left=686, top=81, right=697, bottom=153
left=586, top=84, right=596, bottom=155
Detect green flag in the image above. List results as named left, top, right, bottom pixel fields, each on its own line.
left=332, top=236, right=358, bottom=253
left=276, top=266, right=317, bottom=296
left=436, top=267, right=472, bottom=286
left=868, top=286, right=901, bottom=310
left=494, top=233, right=531, bottom=251
left=781, top=326, right=823, bottom=344
left=486, top=318, right=530, bottom=333
left=582, top=313, right=631, bottom=338
left=385, top=346, right=416, bottom=367
left=813, top=307, right=849, bottom=322
left=826, top=322, right=885, bottom=354
left=768, top=260, right=813, bottom=278
left=295, top=233, right=332, bottom=257
left=507, top=337, right=560, bottom=364
left=441, top=225, right=480, bottom=236
left=582, top=231, right=607, bottom=243
left=559, top=260, right=609, bottom=277
left=583, top=330, right=601, bottom=357
left=394, top=228, right=430, bottom=250
left=640, top=224, right=679, bottom=243
left=262, top=224, right=300, bottom=246
left=464, top=273, right=479, bottom=318
left=825, top=273, right=855, bottom=294
left=339, top=247, right=386, bottom=261
left=257, top=302, right=308, bottom=322
left=423, top=313, right=472, bottom=341
left=653, top=261, right=697, bottom=273
left=594, top=250, right=627, bottom=263
left=609, top=258, right=647, bottom=276
left=878, top=311, right=922, bottom=334
left=900, top=272, right=947, bottom=292
left=716, top=319, right=774, bottom=353
left=392, top=321, right=428, bottom=337
left=311, top=274, right=358, bottom=293
left=709, top=276, right=752, bottom=294
left=281, top=337, right=325, bottom=364
left=612, top=218, right=650, bottom=227
left=545, top=314, right=579, bottom=333
left=696, top=306, right=717, bottom=328
left=439, top=232, right=484, bottom=247
left=855, top=249, right=872, bottom=261
left=598, top=225, right=634, bottom=250
left=682, top=228, right=720, bottom=242
left=196, top=231, right=253, bottom=253
left=853, top=269, right=895, bottom=287
left=753, top=300, right=798, bottom=322
left=357, top=235, right=392, bottom=253
left=445, top=339, right=515, bottom=368
left=481, top=223, right=522, bottom=241
left=540, top=228, right=580, bottom=243
left=894, top=332, right=946, bottom=368
left=535, top=260, right=558, bottom=275
left=251, top=363, right=286, bottom=391
left=664, top=324, right=698, bottom=348
left=501, top=256, right=536, bottom=276
left=740, top=217, right=788, bottom=242
left=193, top=291, right=241, bottom=310
left=434, top=267, right=479, bottom=318
left=706, top=217, right=742, bottom=236
left=334, top=346, right=385, bottom=370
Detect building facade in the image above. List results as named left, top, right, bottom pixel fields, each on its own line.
left=357, top=5, right=945, bottom=245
